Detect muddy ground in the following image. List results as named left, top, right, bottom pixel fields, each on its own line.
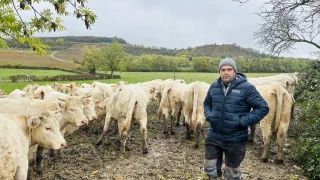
left=29, top=102, right=307, bottom=180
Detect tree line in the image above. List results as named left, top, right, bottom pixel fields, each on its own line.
left=81, top=41, right=310, bottom=75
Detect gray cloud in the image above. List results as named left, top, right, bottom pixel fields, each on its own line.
left=34, top=0, right=317, bottom=58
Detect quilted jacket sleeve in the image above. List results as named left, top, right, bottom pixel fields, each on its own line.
left=239, top=85, right=269, bottom=127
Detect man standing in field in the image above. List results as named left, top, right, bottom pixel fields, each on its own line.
left=203, top=57, right=269, bottom=179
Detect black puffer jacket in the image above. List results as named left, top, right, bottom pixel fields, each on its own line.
left=203, top=73, right=269, bottom=143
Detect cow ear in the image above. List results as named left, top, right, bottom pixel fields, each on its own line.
left=58, top=97, right=66, bottom=102
left=27, top=116, right=41, bottom=128
left=85, top=93, right=92, bottom=98
left=167, top=88, right=171, bottom=94
left=82, top=98, right=90, bottom=106
left=57, top=101, right=66, bottom=111
left=95, top=100, right=101, bottom=106
left=54, top=110, right=63, bottom=121
left=40, top=110, right=50, bottom=118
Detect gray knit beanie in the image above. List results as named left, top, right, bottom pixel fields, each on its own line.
left=218, top=57, right=237, bottom=73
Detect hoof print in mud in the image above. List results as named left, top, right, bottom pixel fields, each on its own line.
left=261, top=158, right=268, bottom=163
left=95, top=140, right=102, bottom=146
left=275, top=159, right=284, bottom=164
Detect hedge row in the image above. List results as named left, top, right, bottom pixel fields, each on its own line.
left=8, top=74, right=120, bottom=82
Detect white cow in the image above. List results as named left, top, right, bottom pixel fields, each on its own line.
left=92, top=81, right=114, bottom=99
left=249, top=84, right=294, bottom=163
left=0, top=110, right=66, bottom=180
left=158, top=80, right=186, bottom=134
left=181, top=81, right=210, bottom=148
left=0, top=98, right=88, bottom=130
left=60, top=97, right=98, bottom=137
left=22, top=84, right=39, bottom=98
left=75, top=87, right=105, bottom=102
left=33, top=85, right=69, bottom=100
left=255, top=73, right=298, bottom=95
left=51, top=82, right=76, bottom=93
left=96, top=85, right=149, bottom=154
left=80, top=83, right=93, bottom=88
left=6, top=89, right=26, bottom=99
left=0, top=89, right=6, bottom=97
left=137, top=79, right=163, bottom=103
left=116, top=84, right=156, bottom=103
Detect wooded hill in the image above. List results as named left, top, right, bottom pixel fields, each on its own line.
left=2, top=36, right=311, bottom=73
left=6, top=36, right=308, bottom=60
left=36, top=36, right=274, bottom=59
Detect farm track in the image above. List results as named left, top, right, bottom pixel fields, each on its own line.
left=0, top=51, right=77, bottom=69
left=50, top=51, right=73, bottom=63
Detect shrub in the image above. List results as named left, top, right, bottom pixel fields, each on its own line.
left=292, top=60, right=320, bottom=180
left=9, top=75, right=18, bottom=82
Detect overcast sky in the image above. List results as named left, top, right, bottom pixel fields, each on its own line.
left=33, top=0, right=319, bottom=58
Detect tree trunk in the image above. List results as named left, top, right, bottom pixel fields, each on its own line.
left=111, top=70, right=114, bottom=79
left=89, top=68, right=96, bottom=75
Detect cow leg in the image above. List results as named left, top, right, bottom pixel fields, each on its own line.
left=186, top=125, right=192, bottom=140
left=15, top=157, right=28, bottom=180
left=171, top=105, right=181, bottom=134
left=35, top=146, right=44, bottom=175
left=260, top=123, right=272, bottom=163
left=182, top=115, right=186, bottom=126
left=248, top=124, right=256, bottom=143
left=96, top=114, right=112, bottom=145
left=276, top=124, right=288, bottom=164
left=113, top=120, right=119, bottom=135
left=161, top=108, right=169, bottom=134
left=184, top=113, right=192, bottom=140
left=194, top=122, right=202, bottom=149
left=176, top=109, right=181, bottom=126
left=139, top=117, right=148, bottom=154
left=119, top=122, right=130, bottom=153
left=170, top=115, right=176, bottom=134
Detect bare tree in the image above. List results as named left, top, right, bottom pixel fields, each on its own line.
left=253, top=0, right=320, bottom=56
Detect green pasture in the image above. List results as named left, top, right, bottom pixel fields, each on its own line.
left=0, top=68, right=77, bottom=79
left=0, top=70, right=279, bottom=93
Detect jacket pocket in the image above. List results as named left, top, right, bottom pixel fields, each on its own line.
left=232, top=115, right=242, bottom=128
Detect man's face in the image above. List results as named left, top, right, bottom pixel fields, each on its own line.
left=219, top=65, right=236, bottom=84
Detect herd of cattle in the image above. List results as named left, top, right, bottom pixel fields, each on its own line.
left=0, top=73, right=298, bottom=180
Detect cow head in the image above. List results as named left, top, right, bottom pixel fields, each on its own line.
left=28, top=110, right=66, bottom=150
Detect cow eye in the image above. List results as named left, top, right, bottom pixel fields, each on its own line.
left=70, top=109, right=76, bottom=112
left=46, top=127, right=52, bottom=131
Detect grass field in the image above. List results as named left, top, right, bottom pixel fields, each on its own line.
left=0, top=70, right=279, bottom=93
left=0, top=68, right=77, bottom=79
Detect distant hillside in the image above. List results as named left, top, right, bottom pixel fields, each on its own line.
left=38, top=36, right=128, bottom=44
left=182, top=44, right=269, bottom=59
left=6, top=36, right=271, bottom=59
left=123, top=43, right=268, bottom=59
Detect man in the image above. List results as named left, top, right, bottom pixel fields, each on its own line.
left=203, top=57, right=269, bottom=180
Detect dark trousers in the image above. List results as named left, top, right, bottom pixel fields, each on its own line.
left=204, top=137, right=246, bottom=180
